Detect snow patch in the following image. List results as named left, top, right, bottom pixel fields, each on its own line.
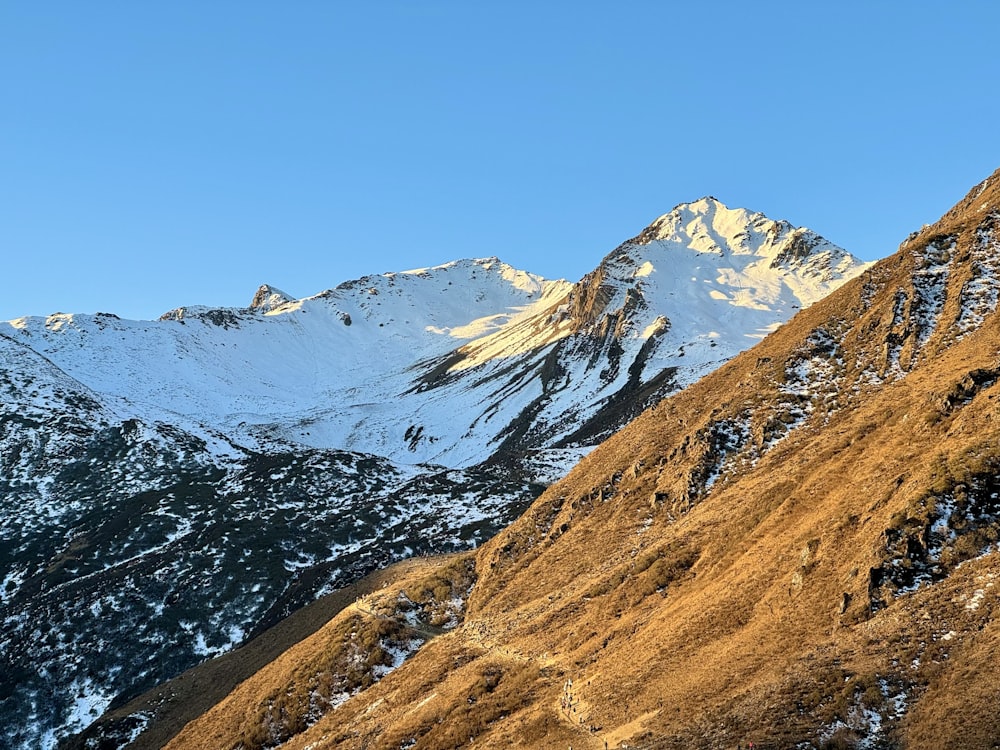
left=956, top=216, right=1000, bottom=337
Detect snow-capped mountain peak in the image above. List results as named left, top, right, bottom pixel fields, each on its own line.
left=250, top=284, right=295, bottom=313
left=629, top=196, right=764, bottom=253
left=606, top=197, right=869, bottom=308
left=628, top=196, right=827, bottom=260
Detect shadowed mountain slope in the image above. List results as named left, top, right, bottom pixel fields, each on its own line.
left=163, top=170, right=1000, bottom=749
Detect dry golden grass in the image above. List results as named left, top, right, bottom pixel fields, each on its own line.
left=167, top=169, right=1000, bottom=749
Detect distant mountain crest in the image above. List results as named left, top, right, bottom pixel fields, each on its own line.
left=623, top=196, right=858, bottom=272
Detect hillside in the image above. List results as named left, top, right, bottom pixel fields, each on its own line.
left=0, top=201, right=867, bottom=749
left=160, top=170, right=1000, bottom=750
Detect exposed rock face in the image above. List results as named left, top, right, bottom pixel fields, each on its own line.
left=249, top=284, right=295, bottom=312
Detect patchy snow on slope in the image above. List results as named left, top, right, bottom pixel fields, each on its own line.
left=521, top=448, right=596, bottom=485
left=956, top=216, right=1000, bottom=338
left=777, top=327, right=846, bottom=419
left=962, top=572, right=996, bottom=611
left=812, top=677, right=909, bottom=750
left=700, top=418, right=753, bottom=493
left=44, top=678, right=116, bottom=749
left=877, top=239, right=953, bottom=379
left=910, top=239, right=954, bottom=350
left=372, top=639, right=421, bottom=678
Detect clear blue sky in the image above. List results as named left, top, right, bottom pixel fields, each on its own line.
left=3, top=2, right=999, bottom=321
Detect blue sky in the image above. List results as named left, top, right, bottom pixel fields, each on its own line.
left=3, top=2, right=999, bottom=321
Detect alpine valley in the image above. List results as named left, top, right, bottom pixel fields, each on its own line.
left=1, top=198, right=872, bottom=749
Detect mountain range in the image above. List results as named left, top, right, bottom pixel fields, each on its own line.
left=138, top=168, right=1000, bottom=750
left=0, top=197, right=870, bottom=748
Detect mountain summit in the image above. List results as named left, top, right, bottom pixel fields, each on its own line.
left=632, top=196, right=863, bottom=292
left=0, top=202, right=868, bottom=749
left=248, top=283, right=295, bottom=312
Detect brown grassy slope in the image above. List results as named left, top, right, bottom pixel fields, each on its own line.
left=168, top=168, right=1000, bottom=750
